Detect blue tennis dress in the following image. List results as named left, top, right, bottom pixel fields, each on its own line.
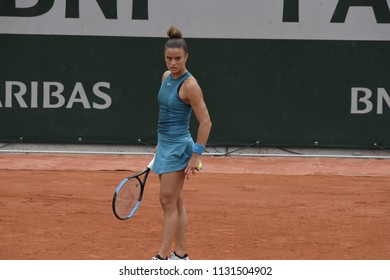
left=152, top=72, right=194, bottom=174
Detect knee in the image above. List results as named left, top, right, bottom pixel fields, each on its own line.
left=159, top=195, right=176, bottom=213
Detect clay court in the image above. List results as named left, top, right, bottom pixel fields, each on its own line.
left=1, top=153, right=389, bottom=260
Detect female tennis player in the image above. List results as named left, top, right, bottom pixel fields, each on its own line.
left=151, top=26, right=212, bottom=260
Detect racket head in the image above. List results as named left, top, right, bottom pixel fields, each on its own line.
left=112, top=176, right=143, bottom=220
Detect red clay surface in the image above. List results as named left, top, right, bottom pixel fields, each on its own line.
left=0, top=153, right=390, bottom=260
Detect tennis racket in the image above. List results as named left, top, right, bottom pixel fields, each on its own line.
left=112, top=157, right=154, bottom=220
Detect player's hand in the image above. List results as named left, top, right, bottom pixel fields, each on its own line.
left=185, top=154, right=202, bottom=180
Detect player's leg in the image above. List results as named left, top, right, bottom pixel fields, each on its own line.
left=156, top=171, right=185, bottom=258
left=173, top=190, right=188, bottom=257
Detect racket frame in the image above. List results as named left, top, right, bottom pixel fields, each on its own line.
left=112, top=158, right=154, bottom=220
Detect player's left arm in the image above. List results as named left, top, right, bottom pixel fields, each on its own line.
left=180, top=78, right=212, bottom=178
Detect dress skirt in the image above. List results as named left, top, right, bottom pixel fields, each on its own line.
left=152, top=133, right=194, bottom=175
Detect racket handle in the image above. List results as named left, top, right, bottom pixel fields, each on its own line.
left=148, top=157, right=155, bottom=169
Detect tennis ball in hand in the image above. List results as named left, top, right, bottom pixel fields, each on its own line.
left=198, top=162, right=203, bottom=171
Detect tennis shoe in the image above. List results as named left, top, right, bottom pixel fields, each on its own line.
left=168, top=252, right=189, bottom=260
left=152, top=254, right=167, bottom=260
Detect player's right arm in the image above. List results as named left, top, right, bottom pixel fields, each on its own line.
left=162, top=70, right=170, bottom=82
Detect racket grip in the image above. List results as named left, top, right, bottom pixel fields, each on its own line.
left=148, top=157, right=155, bottom=169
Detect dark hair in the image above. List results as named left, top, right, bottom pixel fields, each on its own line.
left=165, top=26, right=188, bottom=53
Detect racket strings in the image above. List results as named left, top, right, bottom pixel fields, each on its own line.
left=115, top=178, right=141, bottom=219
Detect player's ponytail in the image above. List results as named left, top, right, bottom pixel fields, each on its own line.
left=167, top=26, right=182, bottom=39
left=165, top=26, right=188, bottom=53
